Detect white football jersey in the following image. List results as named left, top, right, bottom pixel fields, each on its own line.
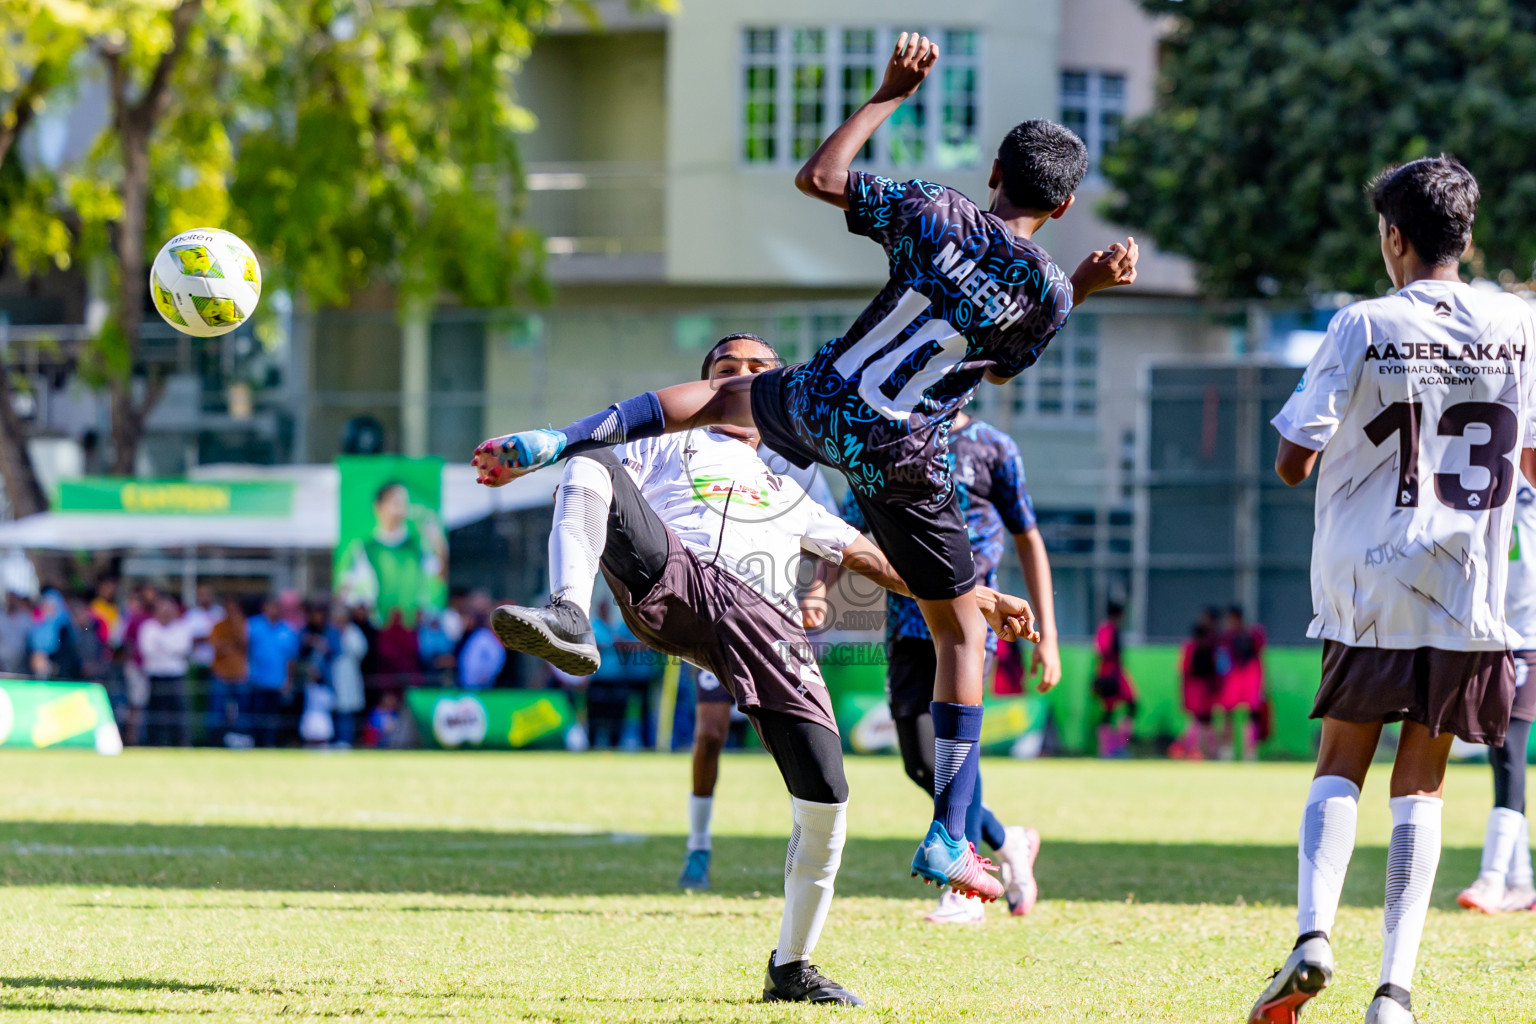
left=1273, top=280, right=1536, bottom=651
left=615, top=429, right=860, bottom=619
left=1504, top=478, right=1536, bottom=648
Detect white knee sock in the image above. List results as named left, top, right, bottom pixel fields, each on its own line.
left=1480, top=806, right=1524, bottom=886
left=1380, top=794, right=1443, bottom=992
left=548, top=458, right=613, bottom=614
left=1509, top=813, right=1533, bottom=888
left=774, top=798, right=847, bottom=967
left=1297, top=775, right=1360, bottom=938
left=687, top=794, right=713, bottom=852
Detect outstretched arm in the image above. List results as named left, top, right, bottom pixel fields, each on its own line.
left=820, top=535, right=1038, bottom=642
left=1014, top=527, right=1061, bottom=692
left=793, top=32, right=938, bottom=208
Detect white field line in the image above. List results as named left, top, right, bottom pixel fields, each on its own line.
left=0, top=793, right=627, bottom=837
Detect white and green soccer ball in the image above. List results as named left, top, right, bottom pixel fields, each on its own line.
left=149, top=227, right=262, bottom=337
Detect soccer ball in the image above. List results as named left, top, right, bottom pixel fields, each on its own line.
left=149, top=228, right=262, bottom=337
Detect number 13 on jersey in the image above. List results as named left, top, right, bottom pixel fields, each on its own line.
left=1365, top=400, right=1519, bottom=511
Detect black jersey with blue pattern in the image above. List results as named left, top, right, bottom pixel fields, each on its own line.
left=840, top=417, right=1037, bottom=652
left=781, top=173, right=1073, bottom=504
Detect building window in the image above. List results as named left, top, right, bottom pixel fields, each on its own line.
left=742, top=29, right=779, bottom=163
left=1060, top=69, right=1125, bottom=174
left=741, top=26, right=981, bottom=169
left=1008, top=314, right=1099, bottom=424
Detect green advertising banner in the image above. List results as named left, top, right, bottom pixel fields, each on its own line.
left=405, top=689, right=576, bottom=750
left=0, top=681, right=122, bottom=753
left=55, top=478, right=293, bottom=515
left=334, top=456, right=447, bottom=624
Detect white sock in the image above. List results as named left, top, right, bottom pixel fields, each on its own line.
left=1509, top=813, right=1533, bottom=887
left=1479, top=806, right=1523, bottom=886
left=547, top=457, right=613, bottom=614
left=687, top=794, right=713, bottom=852
left=1297, top=775, right=1360, bottom=937
left=1380, top=794, right=1443, bottom=992
left=774, top=798, right=847, bottom=967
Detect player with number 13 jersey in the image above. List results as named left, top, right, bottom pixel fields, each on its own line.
left=1273, top=279, right=1536, bottom=649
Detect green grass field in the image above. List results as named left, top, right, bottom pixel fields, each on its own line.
left=1, top=751, right=1533, bottom=1022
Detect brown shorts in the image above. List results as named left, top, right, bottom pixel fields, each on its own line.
left=1314, top=640, right=1516, bottom=745
left=603, top=531, right=838, bottom=735
left=1514, top=649, right=1536, bottom=722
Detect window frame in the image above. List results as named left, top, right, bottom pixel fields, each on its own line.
left=1005, top=314, right=1100, bottom=428
left=738, top=25, right=984, bottom=172
left=1059, top=67, right=1126, bottom=179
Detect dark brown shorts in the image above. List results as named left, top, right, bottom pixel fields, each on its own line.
left=1514, top=649, right=1536, bottom=722
left=1314, top=640, right=1516, bottom=745
left=603, top=531, right=839, bottom=735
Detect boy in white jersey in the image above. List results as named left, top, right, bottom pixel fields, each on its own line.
left=489, top=333, right=1036, bottom=1007
left=1457, top=473, right=1536, bottom=914
left=1251, top=156, right=1536, bottom=1024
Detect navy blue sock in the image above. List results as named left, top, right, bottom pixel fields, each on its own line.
left=559, top=392, right=665, bottom=456
left=930, top=701, right=983, bottom=841
left=964, top=769, right=1009, bottom=851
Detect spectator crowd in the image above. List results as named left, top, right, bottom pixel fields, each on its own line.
left=0, top=579, right=561, bottom=748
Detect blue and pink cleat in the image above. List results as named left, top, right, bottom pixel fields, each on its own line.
left=910, top=820, right=1003, bottom=902
left=473, top=428, right=567, bottom=485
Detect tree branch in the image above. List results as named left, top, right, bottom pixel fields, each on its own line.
left=133, top=0, right=203, bottom=126
left=0, top=58, right=57, bottom=167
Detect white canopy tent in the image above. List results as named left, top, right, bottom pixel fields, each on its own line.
left=0, top=463, right=561, bottom=552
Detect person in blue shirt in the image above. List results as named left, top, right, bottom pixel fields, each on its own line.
left=246, top=596, right=300, bottom=748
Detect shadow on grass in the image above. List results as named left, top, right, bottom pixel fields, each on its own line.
left=1, top=820, right=1482, bottom=907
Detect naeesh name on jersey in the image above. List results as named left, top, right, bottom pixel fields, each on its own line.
left=932, top=242, right=1027, bottom=330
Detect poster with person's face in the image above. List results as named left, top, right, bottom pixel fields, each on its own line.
left=334, top=456, right=447, bottom=625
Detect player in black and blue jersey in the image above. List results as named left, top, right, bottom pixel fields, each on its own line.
left=472, top=33, right=1137, bottom=900
left=815, top=410, right=1059, bottom=921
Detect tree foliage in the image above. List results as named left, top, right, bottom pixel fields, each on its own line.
left=1, top=0, right=592, bottom=489
left=1103, top=0, right=1536, bottom=298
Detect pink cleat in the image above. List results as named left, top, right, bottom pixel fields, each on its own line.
left=998, top=825, right=1041, bottom=916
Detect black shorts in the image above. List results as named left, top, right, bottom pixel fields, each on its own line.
left=750, top=368, right=975, bottom=601
left=1313, top=640, right=1516, bottom=746
left=885, top=635, right=996, bottom=719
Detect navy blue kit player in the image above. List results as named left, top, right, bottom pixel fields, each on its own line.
left=473, top=32, right=1138, bottom=899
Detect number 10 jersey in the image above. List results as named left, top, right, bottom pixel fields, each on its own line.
left=778, top=172, right=1074, bottom=504
left=1273, top=279, right=1536, bottom=650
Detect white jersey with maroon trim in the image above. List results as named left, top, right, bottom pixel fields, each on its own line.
left=1272, top=280, right=1536, bottom=651
left=614, top=429, right=859, bottom=620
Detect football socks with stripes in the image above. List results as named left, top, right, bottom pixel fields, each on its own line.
left=547, top=457, right=614, bottom=615
left=774, top=798, right=847, bottom=967
left=1380, top=794, right=1442, bottom=993
left=1296, top=774, right=1359, bottom=938
left=930, top=701, right=984, bottom=842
